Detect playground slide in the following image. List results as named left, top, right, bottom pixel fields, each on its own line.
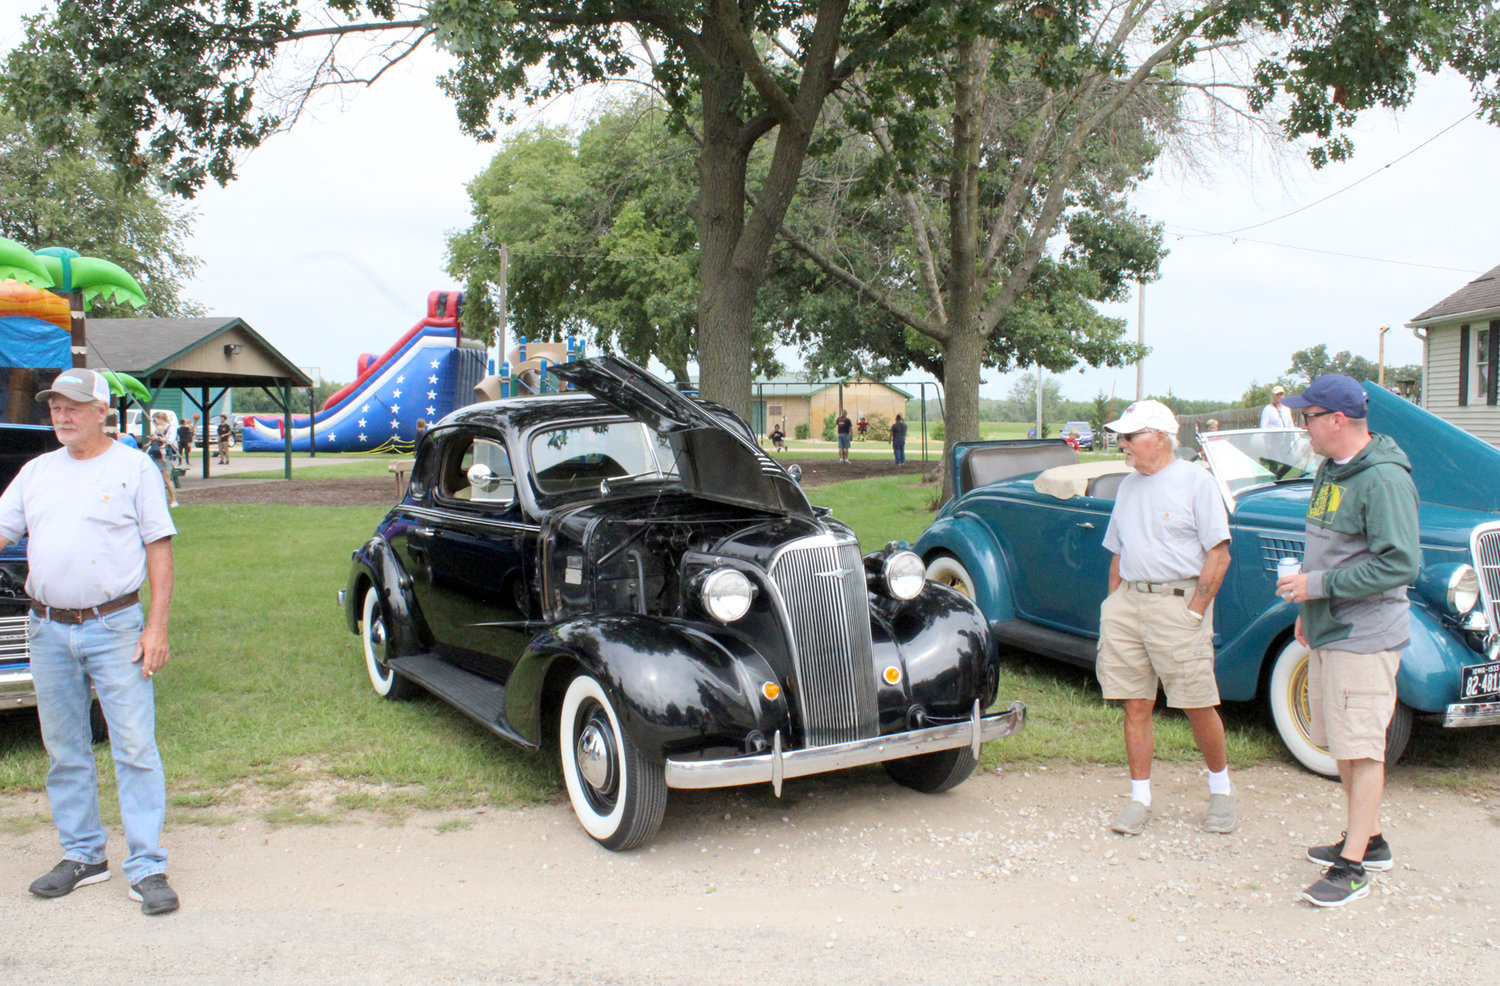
left=242, top=291, right=486, bottom=453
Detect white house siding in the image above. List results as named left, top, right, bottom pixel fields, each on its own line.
left=1424, top=323, right=1500, bottom=446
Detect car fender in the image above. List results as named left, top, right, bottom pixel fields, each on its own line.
left=1396, top=604, right=1475, bottom=714
left=869, top=583, right=998, bottom=724
left=504, top=615, right=790, bottom=762
left=345, top=536, right=427, bottom=658
left=1213, top=600, right=1300, bottom=702
left=914, top=513, right=1015, bottom=623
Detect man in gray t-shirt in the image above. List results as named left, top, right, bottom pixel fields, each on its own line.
left=1097, top=400, right=1235, bottom=837
left=0, top=369, right=179, bottom=916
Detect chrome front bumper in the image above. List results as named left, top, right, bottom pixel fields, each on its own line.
left=0, top=668, right=37, bottom=710
left=664, top=700, right=1027, bottom=795
left=1443, top=700, right=1500, bottom=727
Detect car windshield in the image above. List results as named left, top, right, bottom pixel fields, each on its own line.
left=1201, top=429, right=1322, bottom=495
left=530, top=420, right=682, bottom=495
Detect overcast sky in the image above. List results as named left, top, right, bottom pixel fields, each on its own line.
left=4, top=3, right=1497, bottom=405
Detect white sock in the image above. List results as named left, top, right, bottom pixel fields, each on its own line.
left=1207, top=768, right=1232, bottom=796
left=1130, top=778, right=1151, bottom=806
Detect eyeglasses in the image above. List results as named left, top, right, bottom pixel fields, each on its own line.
left=1118, top=429, right=1155, bottom=442
left=1301, top=410, right=1339, bottom=420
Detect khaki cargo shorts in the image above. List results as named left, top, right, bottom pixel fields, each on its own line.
left=1096, top=585, right=1219, bottom=709
left=1307, top=647, right=1401, bottom=762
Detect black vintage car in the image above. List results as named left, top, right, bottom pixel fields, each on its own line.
left=341, top=356, right=1025, bottom=849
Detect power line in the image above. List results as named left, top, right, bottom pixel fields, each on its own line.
left=1178, top=110, right=1478, bottom=239
left=1163, top=225, right=1483, bottom=275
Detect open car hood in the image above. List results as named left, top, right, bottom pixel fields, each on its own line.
left=1365, top=382, right=1500, bottom=513
left=552, top=355, right=815, bottom=519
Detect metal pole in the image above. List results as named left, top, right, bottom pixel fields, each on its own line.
left=1136, top=281, right=1145, bottom=400
left=308, top=387, right=316, bottom=457
left=1379, top=325, right=1389, bottom=387
left=1034, top=363, right=1043, bottom=438
left=497, top=242, right=509, bottom=364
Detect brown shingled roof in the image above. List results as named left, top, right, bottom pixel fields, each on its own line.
left=1409, top=263, right=1500, bottom=324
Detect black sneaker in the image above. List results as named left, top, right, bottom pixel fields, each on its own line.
left=128, top=874, right=180, bottom=916
left=1302, top=860, right=1371, bottom=907
left=29, top=858, right=110, bottom=898
left=1307, top=832, right=1393, bottom=871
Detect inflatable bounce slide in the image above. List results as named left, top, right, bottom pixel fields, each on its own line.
left=243, top=291, right=487, bottom=453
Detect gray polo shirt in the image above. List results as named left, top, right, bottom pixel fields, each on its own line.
left=0, top=442, right=176, bottom=609
left=1104, top=459, right=1230, bottom=583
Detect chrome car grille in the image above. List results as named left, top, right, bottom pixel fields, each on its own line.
left=767, top=535, right=878, bottom=746
left=1470, top=523, right=1500, bottom=638
left=0, top=614, right=29, bottom=669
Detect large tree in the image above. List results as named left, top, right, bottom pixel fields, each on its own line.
left=11, top=2, right=1497, bottom=420
left=0, top=109, right=200, bottom=318
left=771, top=0, right=1500, bottom=493
left=4, top=0, right=938, bottom=415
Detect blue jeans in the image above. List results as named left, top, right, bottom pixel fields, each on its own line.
left=28, top=604, right=167, bottom=883
left=893, top=440, right=906, bottom=464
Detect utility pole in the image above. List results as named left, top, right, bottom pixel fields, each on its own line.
left=1135, top=281, right=1145, bottom=400
left=496, top=242, right=509, bottom=363
left=1034, top=363, right=1043, bottom=438
left=1378, top=324, right=1390, bottom=387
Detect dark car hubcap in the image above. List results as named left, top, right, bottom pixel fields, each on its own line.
left=574, top=704, right=620, bottom=810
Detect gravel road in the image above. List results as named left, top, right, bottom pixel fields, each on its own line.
left=2, top=762, right=1495, bottom=985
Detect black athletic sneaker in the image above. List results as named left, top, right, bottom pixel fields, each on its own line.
left=1307, top=832, right=1393, bottom=871
left=1302, top=860, right=1371, bottom=907
left=128, top=874, right=180, bottom=916
left=28, top=858, right=110, bottom=898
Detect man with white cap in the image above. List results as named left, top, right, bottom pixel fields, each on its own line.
left=1097, top=399, right=1236, bottom=835
left=0, top=368, right=179, bottom=915
left=1261, top=385, right=1295, bottom=429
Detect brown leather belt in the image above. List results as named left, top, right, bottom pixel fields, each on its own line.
left=30, top=592, right=140, bottom=625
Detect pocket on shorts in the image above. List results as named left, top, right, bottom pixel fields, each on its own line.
left=25, top=613, right=41, bottom=640
left=97, top=604, right=145, bottom=634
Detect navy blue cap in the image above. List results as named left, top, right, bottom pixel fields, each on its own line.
left=1281, top=374, right=1368, bottom=418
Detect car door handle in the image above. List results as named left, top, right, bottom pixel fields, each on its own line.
left=411, top=527, right=437, bottom=538
left=1076, top=522, right=1095, bottom=530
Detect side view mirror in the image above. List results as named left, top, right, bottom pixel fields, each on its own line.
left=467, top=462, right=504, bottom=492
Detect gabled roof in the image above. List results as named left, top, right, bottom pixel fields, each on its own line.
left=1408, top=263, right=1500, bottom=326
left=85, top=316, right=312, bottom=388
left=750, top=374, right=914, bottom=400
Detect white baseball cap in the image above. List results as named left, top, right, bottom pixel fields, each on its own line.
left=36, top=368, right=111, bottom=405
left=1105, top=399, right=1178, bottom=435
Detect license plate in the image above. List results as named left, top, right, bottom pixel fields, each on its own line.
left=1461, top=661, right=1500, bottom=700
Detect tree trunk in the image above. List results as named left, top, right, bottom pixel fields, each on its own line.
left=939, top=326, right=984, bottom=503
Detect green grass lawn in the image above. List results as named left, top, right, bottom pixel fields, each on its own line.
left=0, top=473, right=1492, bottom=826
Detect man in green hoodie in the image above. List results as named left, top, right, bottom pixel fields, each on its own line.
left=1276, top=374, right=1420, bottom=908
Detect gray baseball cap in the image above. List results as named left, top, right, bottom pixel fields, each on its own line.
left=36, top=368, right=112, bottom=405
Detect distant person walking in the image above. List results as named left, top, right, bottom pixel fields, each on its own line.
left=175, top=417, right=194, bottom=467
left=890, top=414, right=907, bottom=465
left=147, top=412, right=178, bottom=508
left=1261, top=385, right=1295, bottom=429
left=216, top=415, right=232, bottom=465
left=1276, top=375, right=1420, bottom=908
left=836, top=410, right=852, bottom=464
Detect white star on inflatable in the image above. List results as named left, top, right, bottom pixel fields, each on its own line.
left=397, top=374, right=405, bottom=384
left=426, top=406, right=436, bottom=416
left=430, top=359, right=440, bottom=368
left=358, top=418, right=366, bottom=427
left=327, top=433, right=336, bottom=442
left=392, top=388, right=402, bottom=398
left=391, top=419, right=400, bottom=430
left=428, top=375, right=437, bottom=384
left=427, top=391, right=436, bottom=399
left=361, top=404, right=370, bottom=414
left=391, top=404, right=400, bottom=415
left=358, top=433, right=367, bottom=442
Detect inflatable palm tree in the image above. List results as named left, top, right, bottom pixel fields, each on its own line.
left=34, top=246, right=147, bottom=366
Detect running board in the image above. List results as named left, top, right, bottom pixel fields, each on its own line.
left=992, top=619, right=1097, bottom=668
left=389, top=653, right=536, bottom=750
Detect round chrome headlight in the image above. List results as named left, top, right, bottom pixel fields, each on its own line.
left=702, top=568, right=755, bottom=622
left=883, top=550, right=927, bottom=601
left=1449, top=565, right=1480, bottom=616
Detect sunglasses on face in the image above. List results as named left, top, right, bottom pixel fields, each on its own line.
left=1118, top=430, right=1154, bottom=442
left=1301, top=410, right=1339, bottom=420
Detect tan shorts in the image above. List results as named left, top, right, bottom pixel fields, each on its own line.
left=1307, top=648, right=1400, bottom=762
left=1096, top=585, right=1219, bottom=708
